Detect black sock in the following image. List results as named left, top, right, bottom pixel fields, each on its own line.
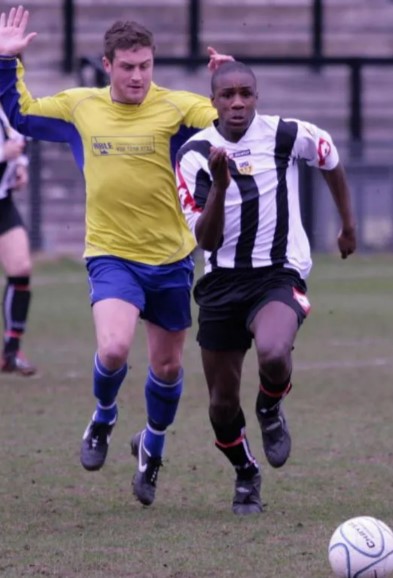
left=2, top=276, right=31, bottom=356
left=210, top=407, right=259, bottom=480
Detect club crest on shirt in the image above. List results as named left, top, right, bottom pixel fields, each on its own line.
left=91, top=136, right=155, bottom=156
left=236, top=160, right=253, bottom=175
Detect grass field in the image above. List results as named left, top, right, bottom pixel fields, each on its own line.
left=0, top=253, right=392, bottom=578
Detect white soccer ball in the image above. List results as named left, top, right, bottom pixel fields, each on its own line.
left=328, top=516, right=393, bottom=578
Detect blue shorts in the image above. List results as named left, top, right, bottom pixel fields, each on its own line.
left=86, top=255, right=194, bottom=332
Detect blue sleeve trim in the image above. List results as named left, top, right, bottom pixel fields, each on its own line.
left=170, top=125, right=201, bottom=169
left=0, top=57, right=17, bottom=65
left=0, top=61, right=85, bottom=170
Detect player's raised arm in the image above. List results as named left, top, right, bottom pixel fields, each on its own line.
left=0, top=5, right=37, bottom=56
left=194, top=146, right=231, bottom=251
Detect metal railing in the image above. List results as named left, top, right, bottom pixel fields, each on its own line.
left=64, top=0, right=327, bottom=72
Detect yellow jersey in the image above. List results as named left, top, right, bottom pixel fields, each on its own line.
left=0, top=58, right=217, bottom=264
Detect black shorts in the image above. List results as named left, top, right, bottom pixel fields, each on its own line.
left=0, top=195, right=24, bottom=235
left=194, top=266, right=310, bottom=351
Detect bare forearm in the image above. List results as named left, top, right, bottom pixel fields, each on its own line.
left=195, top=184, right=226, bottom=251
left=322, top=162, right=355, bottom=230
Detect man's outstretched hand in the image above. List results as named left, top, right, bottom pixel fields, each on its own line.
left=0, top=5, right=37, bottom=56
left=209, top=147, right=231, bottom=191
left=207, top=46, right=234, bottom=72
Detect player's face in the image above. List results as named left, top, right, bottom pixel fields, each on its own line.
left=212, top=71, right=258, bottom=142
left=103, top=46, right=154, bottom=105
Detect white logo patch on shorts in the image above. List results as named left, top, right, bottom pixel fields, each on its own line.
left=292, top=287, right=311, bottom=314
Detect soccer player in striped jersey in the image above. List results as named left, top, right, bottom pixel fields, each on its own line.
left=0, top=105, right=35, bottom=375
left=0, top=5, right=232, bottom=506
left=176, top=61, right=356, bottom=515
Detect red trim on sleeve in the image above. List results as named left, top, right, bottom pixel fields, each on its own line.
left=176, top=162, right=202, bottom=213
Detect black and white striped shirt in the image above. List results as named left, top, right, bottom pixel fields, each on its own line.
left=0, top=107, right=27, bottom=200
left=176, top=114, right=339, bottom=279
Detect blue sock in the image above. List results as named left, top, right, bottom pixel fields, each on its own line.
left=144, top=367, right=183, bottom=458
left=93, top=353, right=127, bottom=424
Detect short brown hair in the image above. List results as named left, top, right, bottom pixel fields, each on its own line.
left=104, top=20, right=155, bottom=62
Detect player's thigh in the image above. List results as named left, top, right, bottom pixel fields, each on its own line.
left=250, top=300, right=300, bottom=357
left=93, top=298, right=140, bottom=356
left=86, top=256, right=146, bottom=311
left=145, top=321, right=187, bottom=375
left=0, top=226, right=31, bottom=275
left=248, top=275, right=310, bottom=354
left=142, top=256, right=194, bottom=332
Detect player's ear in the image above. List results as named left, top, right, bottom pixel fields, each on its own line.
left=102, top=56, right=111, bottom=73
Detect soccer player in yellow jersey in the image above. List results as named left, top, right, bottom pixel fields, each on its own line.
left=0, top=5, right=232, bottom=506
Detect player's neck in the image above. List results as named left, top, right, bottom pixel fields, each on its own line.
left=216, top=124, right=246, bottom=143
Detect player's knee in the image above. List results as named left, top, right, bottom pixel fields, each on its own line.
left=7, top=256, right=32, bottom=277
left=151, top=359, right=182, bottom=383
left=257, top=344, right=291, bottom=377
left=98, top=341, right=129, bottom=370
